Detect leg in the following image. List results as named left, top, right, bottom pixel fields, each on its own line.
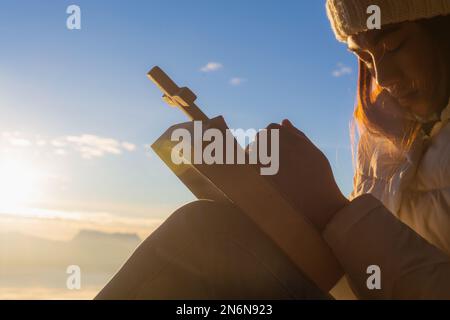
left=95, top=200, right=328, bottom=299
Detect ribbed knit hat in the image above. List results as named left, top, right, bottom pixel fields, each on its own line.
left=326, top=0, right=450, bottom=42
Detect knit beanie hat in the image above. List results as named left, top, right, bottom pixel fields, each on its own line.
left=326, top=0, right=450, bottom=42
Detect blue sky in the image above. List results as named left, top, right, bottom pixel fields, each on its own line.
left=0, top=0, right=358, bottom=225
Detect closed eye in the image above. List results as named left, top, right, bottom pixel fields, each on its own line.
left=385, top=37, right=407, bottom=53
left=380, top=28, right=408, bottom=53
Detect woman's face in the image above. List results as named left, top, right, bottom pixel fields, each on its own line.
left=348, top=21, right=450, bottom=121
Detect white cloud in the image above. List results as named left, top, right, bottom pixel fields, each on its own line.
left=122, top=142, right=136, bottom=151
left=36, top=140, right=47, bottom=147
left=332, top=63, right=352, bottom=77
left=64, top=134, right=136, bottom=159
left=51, top=139, right=67, bottom=148
left=0, top=131, right=137, bottom=160
left=1, top=132, right=32, bottom=147
left=8, top=138, right=32, bottom=147
left=54, top=149, right=67, bottom=156
left=200, top=62, right=223, bottom=72
left=230, top=77, right=247, bottom=86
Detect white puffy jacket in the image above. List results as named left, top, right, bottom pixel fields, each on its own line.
left=351, top=99, right=450, bottom=255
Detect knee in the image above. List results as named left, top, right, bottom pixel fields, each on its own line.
left=137, top=200, right=234, bottom=254
left=170, top=199, right=240, bottom=235
left=175, top=199, right=223, bottom=216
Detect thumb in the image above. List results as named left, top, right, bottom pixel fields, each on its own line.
left=281, top=119, right=295, bottom=129
left=281, top=119, right=305, bottom=137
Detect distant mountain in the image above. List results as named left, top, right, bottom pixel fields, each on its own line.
left=0, top=229, right=143, bottom=289
left=72, top=229, right=141, bottom=244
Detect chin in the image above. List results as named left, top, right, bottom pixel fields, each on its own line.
left=409, top=101, right=439, bottom=123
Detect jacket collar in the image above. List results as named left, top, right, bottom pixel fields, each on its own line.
left=440, top=98, right=450, bottom=122
left=429, top=98, right=450, bottom=138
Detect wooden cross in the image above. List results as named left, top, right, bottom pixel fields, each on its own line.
left=147, top=66, right=209, bottom=121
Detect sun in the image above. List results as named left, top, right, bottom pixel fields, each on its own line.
left=0, top=158, right=42, bottom=210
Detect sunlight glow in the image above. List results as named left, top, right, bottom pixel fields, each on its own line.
left=0, top=158, right=43, bottom=211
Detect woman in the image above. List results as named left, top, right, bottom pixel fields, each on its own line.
left=96, top=0, right=450, bottom=299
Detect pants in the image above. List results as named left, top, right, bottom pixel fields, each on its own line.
left=95, top=200, right=329, bottom=299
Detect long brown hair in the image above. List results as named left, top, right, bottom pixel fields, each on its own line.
left=353, top=61, right=421, bottom=148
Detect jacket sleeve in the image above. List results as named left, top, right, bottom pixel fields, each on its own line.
left=398, top=188, right=450, bottom=256
left=323, top=193, right=450, bottom=299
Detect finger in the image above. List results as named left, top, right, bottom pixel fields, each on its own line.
left=280, top=119, right=319, bottom=152
left=245, top=123, right=280, bottom=154
left=281, top=119, right=306, bottom=137
left=281, top=119, right=294, bottom=128
left=255, top=123, right=281, bottom=144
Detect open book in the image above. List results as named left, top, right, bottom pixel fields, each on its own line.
left=148, top=66, right=343, bottom=293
